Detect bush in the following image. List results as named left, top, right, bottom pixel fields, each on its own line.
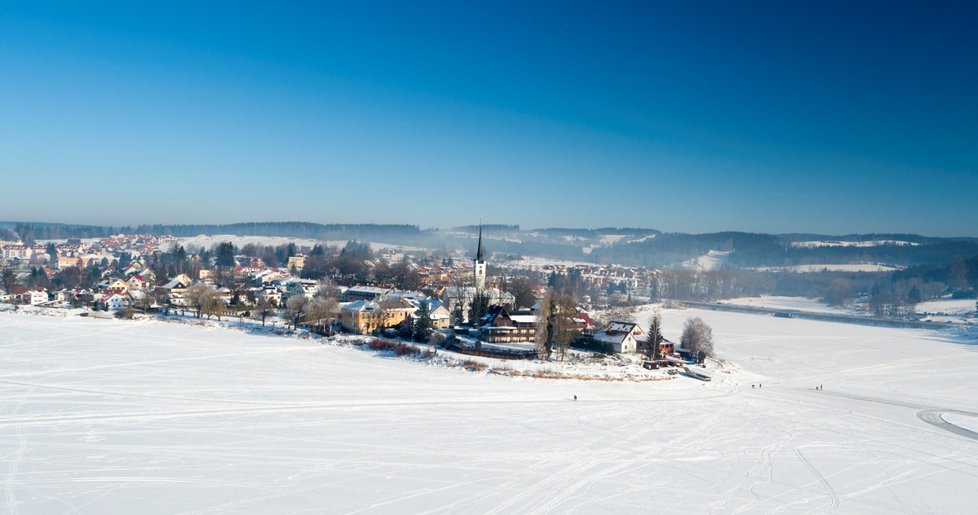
left=461, top=360, right=488, bottom=372
left=366, top=338, right=423, bottom=358
left=430, top=332, right=447, bottom=347
left=115, top=307, right=134, bottom=319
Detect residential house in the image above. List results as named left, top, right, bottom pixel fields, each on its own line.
left=342, top=286, right=392, bottom=302
left=106, top=293, right=128, bottom=311
left=414, top=299, right=451, bottom=329
left=593, top=321, right=645, bottom=354
left=340, top=298, right=416, bottom=334
left=12, top=287, right=49, bottom=306
left=479, top=306, right=537, bottom=343
left=107, top=278, right=129, bottom=294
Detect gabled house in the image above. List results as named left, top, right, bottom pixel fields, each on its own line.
left=106, top=293, right=128, bottom=311
left=107, top=278, right=129, bottom=294
left=412, top=299, right=451, bottom=329
left=480, top=306, right=537, bottom=343
left=12, top=287, right=49, bottom=306
left=593, top=321, right=644, bottom=354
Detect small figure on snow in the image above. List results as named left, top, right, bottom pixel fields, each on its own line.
left=752, top=384, right=755, bottom=389
left=573, top=395, right=577, bottom=401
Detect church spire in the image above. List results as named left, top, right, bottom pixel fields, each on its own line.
left=474, top=224, right=487, bottom=290
left=476, top=224, right=484, bottom=263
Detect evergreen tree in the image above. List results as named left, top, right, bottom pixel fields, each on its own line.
left=413, top=301, right=433, bottom=342
left=46, top=243, right=58, bottom=265
left=647, top=312, right=663, bottom=360
left=215, top=242, right=236, bottom=267
left=907, top=285, right=922, bottom=305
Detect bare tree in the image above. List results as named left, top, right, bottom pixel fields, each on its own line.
left=535, top=287, right=577, bottom=360
left=285, top=295, right=309, bottom=330
left=305, top=296, right=339, bottom=333
left=186, top=283, right=217, bottom=318
left=681, top=317, right=714, bottom=362
left=374, top=296, right=405, bottom=334
left=535, top=288, right=553, bottom=359
left=314, top=278, right=340, bottom=300
left=256, top=297, right=277, bottom=327
left=202, top=294, right=226, bottom=321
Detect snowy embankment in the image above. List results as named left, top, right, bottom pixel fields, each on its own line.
left=2, top=308, right=978, bottom=512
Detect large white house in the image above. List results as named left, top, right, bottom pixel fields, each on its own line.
left=593, top=321, right=644, bottom=354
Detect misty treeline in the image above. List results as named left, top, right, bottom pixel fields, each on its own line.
left=4, top=222, right=420, bottom=245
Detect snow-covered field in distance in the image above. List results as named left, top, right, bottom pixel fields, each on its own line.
left=915, top=298, right=977, bottom=315
left=752, top=263, right=903, bottom=273
left=717, top=295, right=854, bottom=315
left=2, top=309, right=978, bottom=513
left=789, top=240, right=920, bottom=248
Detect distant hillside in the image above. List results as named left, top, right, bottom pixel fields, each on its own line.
left=4, top=220, right=977, bottom=270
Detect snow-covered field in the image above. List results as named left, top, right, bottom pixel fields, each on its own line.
left=753, top=263, right=903, bottom=273
left=790, top=240, right=919, bottom=248
left=915, top=298, right=977, bottom=316
left=682, top=250, right=732, bottom=271
left=2, top=309, right=978, bottom=513
left=718, top=295, right=853, bottom=315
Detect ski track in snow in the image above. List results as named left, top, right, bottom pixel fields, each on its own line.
left=2, top=311, right=978, bottom=513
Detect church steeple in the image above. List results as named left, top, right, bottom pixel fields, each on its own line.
left=474, top=225, right=487, bottom=290
left=476, top=225, right=485, bottom=263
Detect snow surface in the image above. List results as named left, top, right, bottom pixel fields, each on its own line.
left=2, top=310, right=978, bottom=513
left=915, top=298, right=977, bottom=315
left=790, top=240, right=920, bottom=248
left=718, top=296, right=853, bottom=315
left=943, top=413, right=978, bottom=434
left=682, top=250, right=732, bottom=271
left=753, top=263, right=903, bottom=273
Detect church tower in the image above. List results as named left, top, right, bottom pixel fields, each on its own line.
left=474, top=225, right=487, bottom=290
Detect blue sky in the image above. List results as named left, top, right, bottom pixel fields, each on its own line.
left=1, top=1, right=976, bottom=235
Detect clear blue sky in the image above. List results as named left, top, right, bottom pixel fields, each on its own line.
left=1, top=1, right=976, bottom=235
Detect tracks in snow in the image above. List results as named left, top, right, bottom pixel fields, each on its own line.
left=794, top=448, right=840, bottom=512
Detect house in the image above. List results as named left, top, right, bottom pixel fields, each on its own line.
left=414, top=299, right=451, bottom=329
left=157, top=274, right=192, bottom=306
left=127, top=275, right=147, bottom=291
left=107, top=278, right=129, bottom=294
left=158, top=274, right=192, bottom=293
left=12, top=287, right=49, bottom=306
left=287, top=255, right=306, bottom=272
left=479, top=306, right=537, bottom=343
left=106, top=293, right=128, bottom=311
left=342, top=286, right=392, bottom=302
left=339, top=298, right=416, bottom=334
left=281, top=278, right=318, bottom=303
left=593, top=321, right=645, bottom=354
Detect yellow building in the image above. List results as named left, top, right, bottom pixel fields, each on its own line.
left=340, top=298, right=416, bottom=334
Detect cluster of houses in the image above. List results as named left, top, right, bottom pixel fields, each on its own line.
left=1, top=230, right=678, bottom=356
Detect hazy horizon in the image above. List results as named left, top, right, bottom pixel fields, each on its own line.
left=3, top=217, right=977, bottom=239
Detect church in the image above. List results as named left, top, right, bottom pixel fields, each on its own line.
left=441, top=226, right=514, bottom=324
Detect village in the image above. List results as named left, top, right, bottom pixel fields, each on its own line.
left=0, top=229, right=717, bottom=378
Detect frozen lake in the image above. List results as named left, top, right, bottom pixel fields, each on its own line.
left=2, top=310, right=978, bottom=513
